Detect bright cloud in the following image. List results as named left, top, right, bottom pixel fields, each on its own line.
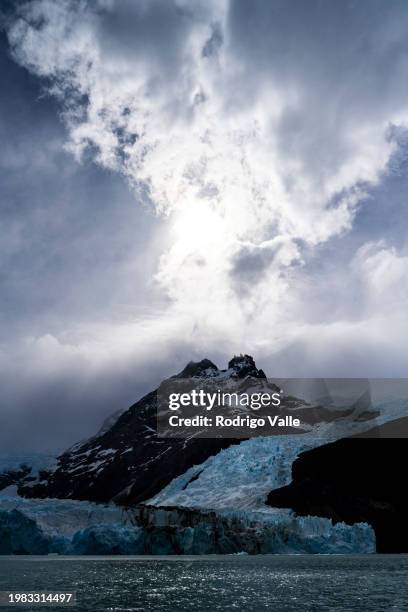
left=4, top=0, right=408, bottom=369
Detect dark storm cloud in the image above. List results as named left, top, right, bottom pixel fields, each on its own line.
left=0, top=30, right=170, bottom=450
left=0, top=342, right=191, bottom=452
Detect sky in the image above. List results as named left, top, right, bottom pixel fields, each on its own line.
left=1, top=0, right=408, bottom=451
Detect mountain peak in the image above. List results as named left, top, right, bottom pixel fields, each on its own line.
left=227, top=354, right=266, bottom=379
left=176, top=355, right=266, bottom=380
left=177, top=359, right=219, bottom=378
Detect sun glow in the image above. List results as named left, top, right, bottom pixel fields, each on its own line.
left=171, top=201, right=226, bottom=252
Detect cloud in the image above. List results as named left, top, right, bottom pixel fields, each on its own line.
left=0, top=319, right=198, bottom=451
left=353, top=241, right=408, bottom=309
left=2, top=0, right=408, bottom=449
left=7, top=1, right=391, bottom=259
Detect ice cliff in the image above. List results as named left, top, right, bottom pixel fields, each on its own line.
left=0, top=492, right=375, bottom=555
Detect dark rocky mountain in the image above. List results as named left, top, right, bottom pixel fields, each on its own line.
left=267, top=418, right=408, bottom=553
left=16, top=355, right=266, bottom=504
left=9, top=353, right=380, bottom=508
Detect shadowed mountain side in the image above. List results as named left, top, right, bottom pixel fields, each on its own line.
left=267, top=417, right=408, bottom=552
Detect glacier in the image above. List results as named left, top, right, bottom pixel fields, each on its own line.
left=148, top=435, right=316, bottom=510
left=144, top=433, right=376, bottom=554
left=0, top=436, right=376, bottom=555
left=0, top=490, right=375, bottom=555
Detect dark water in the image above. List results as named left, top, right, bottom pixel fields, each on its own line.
left=0, top=555, right=408, bottom=611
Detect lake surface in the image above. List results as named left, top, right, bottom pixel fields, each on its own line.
left=0, top=555, right=407, bottom=611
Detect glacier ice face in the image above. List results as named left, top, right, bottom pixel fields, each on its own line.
left=0, top=485, right=375, bottom=555
left=0, top=497, right=375, bottom=555
left=0, top=494, right=124, bottom=537
left=0, top=509, right=61, bottom=555
left=71, top=525, right=145, bottom=555
left=0, top=492, right=137, bottom=554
